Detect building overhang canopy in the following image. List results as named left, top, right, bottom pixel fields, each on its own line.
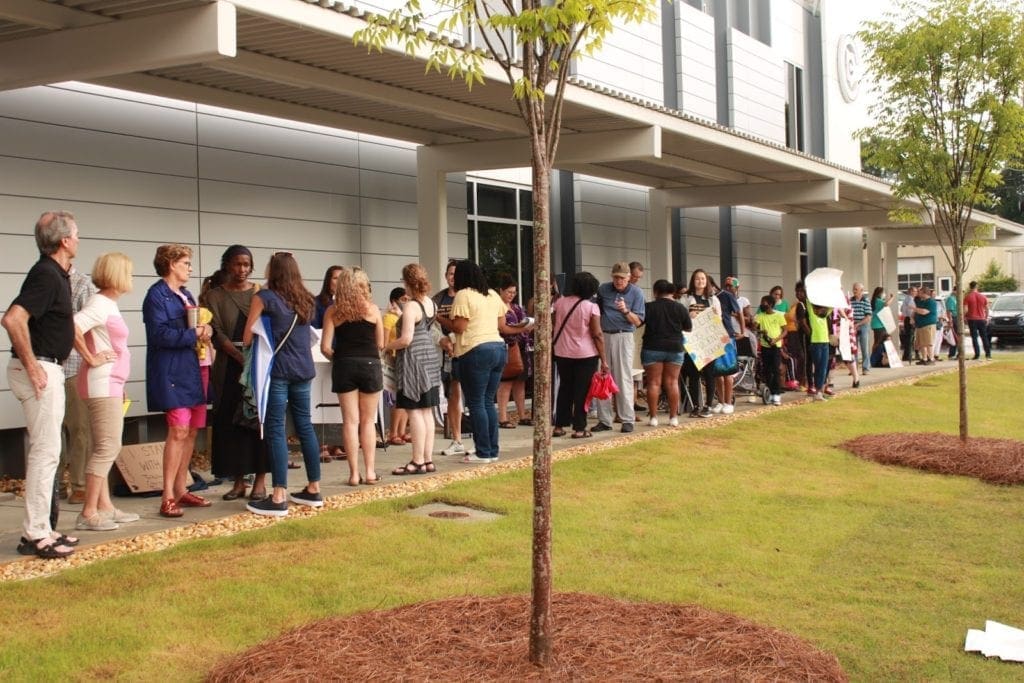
left=2, top=0, right=1022, bottom=243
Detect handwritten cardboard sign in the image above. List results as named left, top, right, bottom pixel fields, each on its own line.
left=115, top=442, right=165, bottom=493
left=683, top=308, right=728, bottom=370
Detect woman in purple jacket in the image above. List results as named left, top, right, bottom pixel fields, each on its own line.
left=143, top=244, right=214, bottom=519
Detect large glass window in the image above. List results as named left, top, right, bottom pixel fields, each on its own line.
left=467, top=180, right=534, bottom=303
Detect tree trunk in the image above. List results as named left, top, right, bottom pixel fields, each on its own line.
left=528, top=160, right=553, bottom=667
left=953, top=263, right=968, bottom=442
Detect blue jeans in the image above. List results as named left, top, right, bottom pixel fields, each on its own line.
left=265, top=378, right=321, bottom=488
left=968, top=319, right=991, bottom=358
left=856, top=322, right=871, bottom=373
left=809, top=342, right=830, bottom=392
left=458, top=342, right=506, bottom=459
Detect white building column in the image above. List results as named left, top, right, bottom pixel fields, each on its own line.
left=865, top=228, right=883, bottom=290
left=648, top=189, right=673, bottom=283
left=781, top=222, right=800, bottom=291
left=416, top=147, right=448, bottom=285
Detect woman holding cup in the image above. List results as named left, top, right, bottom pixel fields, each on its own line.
left=143, top=244, right=214, bottom=518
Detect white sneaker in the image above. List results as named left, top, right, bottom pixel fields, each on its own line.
left=441, top=441, right=471, bottom=456
left=721, top=403, right=734, bottom=415
left=710, top=402, right=724, bottom=414
left=668, top=416, right=679, bottom=427
left=771, top=395, right=782, bottom=406
left=648, top=416, right=659, bottom=427
left=813, top=392, right=827, bottom=401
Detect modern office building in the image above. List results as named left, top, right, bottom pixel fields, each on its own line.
left=0, top=0, right=1020, bottom=459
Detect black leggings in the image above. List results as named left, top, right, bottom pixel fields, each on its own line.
left=683, top=354, right=716, bottom=410
left=554, top=355, right=598, bottom=432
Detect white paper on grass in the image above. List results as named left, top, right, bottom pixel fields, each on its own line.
left=804, top=267, right=848, bottom=310
left=965, top=620, right=1024, bottom=663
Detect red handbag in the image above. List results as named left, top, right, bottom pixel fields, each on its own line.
left=584, top=371, right=619, bottom=411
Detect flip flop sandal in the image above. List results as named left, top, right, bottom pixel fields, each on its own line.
left=552, top=428, right=567, bottom=437
left=571, top=431, right=593, bottom=439
left=518, top=419, right=534, bottom=426
left=499, top=421, right=516, bottom=429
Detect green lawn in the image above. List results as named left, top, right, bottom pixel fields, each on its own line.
left=1, top=358, right=1022, bottom=681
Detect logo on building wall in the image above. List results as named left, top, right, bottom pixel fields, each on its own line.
left=837, top=34, right=862, bottom=103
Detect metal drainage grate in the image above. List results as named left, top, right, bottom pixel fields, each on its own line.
left=428, top=511, right=471, bottom=519
left=408, top=502, right=502, bottom=522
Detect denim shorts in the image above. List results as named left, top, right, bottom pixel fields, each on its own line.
left=641, top=349, right=685, bottom=366
left=332, top=357, right=383, bottom=394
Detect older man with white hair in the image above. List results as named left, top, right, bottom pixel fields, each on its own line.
left=3, top=211, right=83, bottom=559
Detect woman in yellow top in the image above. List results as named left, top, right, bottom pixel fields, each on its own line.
left=449, top=260, right=522, bottom=463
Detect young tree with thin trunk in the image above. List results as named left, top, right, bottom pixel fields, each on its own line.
left=858, top=0, right=1024, bottom=441
left=355, top=0, right=656, bottom=666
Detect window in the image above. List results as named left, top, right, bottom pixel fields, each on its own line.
left=799, top=230, right=809, bottom=280
left=785, top=63, right=805, bottom=151
left=898, top=256, right=934, bottom=291
left=467, top=181, right=534, bottom=302
left=897, top=273, right=935, bottom=291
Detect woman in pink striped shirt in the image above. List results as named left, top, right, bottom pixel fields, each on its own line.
left=72, top=252, right=138, bottom=532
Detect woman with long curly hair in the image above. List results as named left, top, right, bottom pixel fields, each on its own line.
left=320, top=267, right=384, bottom=485
left=242, top=252, right=322, bottom=517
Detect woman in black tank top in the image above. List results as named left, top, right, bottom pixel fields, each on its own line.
left=320, top=267, right=384, bottom=485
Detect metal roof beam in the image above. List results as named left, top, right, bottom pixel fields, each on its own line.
left=92, top=72, right=460, bottom=145
left=0, top=0, right=110, bottom=30
left=208, top=50, right=527, bottom=134
left=421, top=126, right=660, bottom=172
left=0, top=2, right=236, bottom=92
left=781, top=209, right=915, bottom=230
left=659, top=179, right=838, bottom=208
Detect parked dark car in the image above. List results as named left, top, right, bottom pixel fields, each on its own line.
left=988, top=293, right=1024, bottom=344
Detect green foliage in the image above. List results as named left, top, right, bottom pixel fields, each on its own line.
left=858, top=0, right=1024, bottom=236
left=993, top=165, right=1024, bottom=222
left=977, top=258, right=1019, bottom=291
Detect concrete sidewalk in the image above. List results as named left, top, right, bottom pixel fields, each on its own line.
left=0, top=357, right=964, bottom=564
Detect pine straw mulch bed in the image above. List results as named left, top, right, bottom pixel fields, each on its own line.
left=841, top=432, right=1024, bottom=485
left=207, top=593, right=846, bottom=682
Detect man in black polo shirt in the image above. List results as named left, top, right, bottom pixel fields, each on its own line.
left=2, top=211, right=80, bottom=559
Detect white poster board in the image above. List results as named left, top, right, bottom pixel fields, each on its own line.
left=683, top=308, right=728, bottom=370
left=883, top=339, right=903, bottom=368
left=876, top=307, right=898, bottom=335
left=115, top=442, right=165, bottom=493
left=838, top=316, right=852, bottom=361
left=805, top=267, right=848, bottom=309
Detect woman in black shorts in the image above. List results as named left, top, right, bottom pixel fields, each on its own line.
left=320, top=267, right=384, bottom=485
left=384, top=263, right=443, bottom=475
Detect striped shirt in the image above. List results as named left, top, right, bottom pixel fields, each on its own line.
left=850, top=294, right=871, bottom=322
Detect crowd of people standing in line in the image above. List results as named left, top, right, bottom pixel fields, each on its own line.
left=4, top=209, right=971, bottom=558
